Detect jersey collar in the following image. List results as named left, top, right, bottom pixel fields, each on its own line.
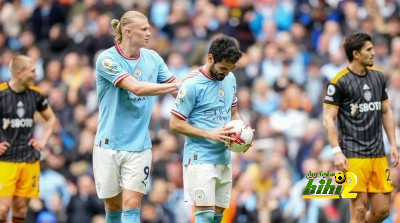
left=115, top=45, right=140, bottom=60
left=199, top=67, right=215, bottom=80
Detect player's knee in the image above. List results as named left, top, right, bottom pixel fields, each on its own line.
left=352, top=206, right=367, bottom=218
left=123, top=196, right=141, bottom=209
left=0, top=203, right=10, bottom=218
left=195, top=210, right=215, bottom=223
left=12, top=207, right=28, bottom=217
left=12, top=204, right=28, bottom=217
left=104, top=199, right=122, bottom=211
left=372, top=207, right=390, bottom=220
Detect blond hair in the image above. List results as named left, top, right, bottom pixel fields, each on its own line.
left=111, top=11, right=147, bottom=44
left=9, top=55, right=33, bottom=75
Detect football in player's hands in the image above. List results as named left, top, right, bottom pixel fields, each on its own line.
left=224, top=120, right=254, bottom=153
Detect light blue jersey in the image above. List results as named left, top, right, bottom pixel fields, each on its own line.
left=95, top=45, right=175, bottom=151
left=171, top=67, right=238, bottom=165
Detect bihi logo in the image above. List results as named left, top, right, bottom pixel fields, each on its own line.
left=302, top=171, right=358, bottom=199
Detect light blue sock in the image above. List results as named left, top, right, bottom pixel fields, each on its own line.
left=123, top=208, right=141, bottom=223
left=212, top=213, right=223, bottom=223
left=105, top=209, right=122, bottom=223
left=195, top=210, right=215, bottom=223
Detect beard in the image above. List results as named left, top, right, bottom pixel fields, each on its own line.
left=363, top=61, right=374, bottom=67
left=210, top=64, right=226, bottom=81
left=362, top=56, right=374, bottom=67
left=24, top=77, right=35, bottom=87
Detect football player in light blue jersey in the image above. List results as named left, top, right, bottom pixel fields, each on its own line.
left=93, top=11, right=179, bottom=223
left=170, top=36, right=250, bottom=223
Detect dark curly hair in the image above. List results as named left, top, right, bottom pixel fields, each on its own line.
left=343, top=33, right=372, bottom=62
left=208, top=36, right=242, bottom=64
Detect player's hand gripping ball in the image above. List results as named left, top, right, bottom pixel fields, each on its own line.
left=335, top=171, right=346, bottom=184
left=225, top=120, right=254, bottom=153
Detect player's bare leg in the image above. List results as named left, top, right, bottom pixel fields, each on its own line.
left=349, top=192, right=368, bottom=223
left=122, top=189, right=143, bottom=222
left=105, top=192, right=123, bottom=211
left=0, top=197, right=12, bottom=222
left=11, top=196, right=29, bottom=223
left=104, top=192, right=122, bottom=223
left=366, top=193, right=391, bottom=223
left=122, top=189, right=143, bottom=208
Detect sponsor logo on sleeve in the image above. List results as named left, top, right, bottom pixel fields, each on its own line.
left=175, top=87, right=186, bottom=105
left=327, top=85, right=335, bottom=96
left=102, top=58, right=118, bottom=74
left=42, top=99, right=48, bottom=106
left=325, top=84, right=335, bottom=101
left=102, top=58, right=113, bottom=68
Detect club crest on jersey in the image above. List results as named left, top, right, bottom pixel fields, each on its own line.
left=195, top=190, right=205, bottom=200
left=364, top=91, right=372, bottom=101
left=218, top=88, right=224, bottom=97
left=102, top=58, right=112, bottom=68
left=134, top=68, right=142, bottom=77
left=16, top=101, right=25, bottom=118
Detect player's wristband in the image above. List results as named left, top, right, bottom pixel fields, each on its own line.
left=332, top=146, right=342, bottom=154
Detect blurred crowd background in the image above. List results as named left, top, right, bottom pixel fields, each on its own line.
left=1, top=0, right=400, bottom=222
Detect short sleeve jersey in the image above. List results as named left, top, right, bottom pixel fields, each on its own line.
left=0, top=83, right=48, bottom=162
left=171, top=68, right=238, bottom=165
left=323, top=67, right=388, bottom=158
left=95, top=45, right=175, bottom=151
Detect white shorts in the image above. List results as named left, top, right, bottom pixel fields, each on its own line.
left=93, top=146, right=152, bottom=199
left=183, top=163, right=232, bottom=208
